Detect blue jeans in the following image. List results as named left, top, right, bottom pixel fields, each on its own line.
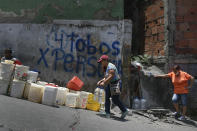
left=172, top=94, right=187, bottom=106
left=105, top=84, right=127, bottom=114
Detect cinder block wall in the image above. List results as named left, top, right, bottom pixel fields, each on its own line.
left=144, top=0, right=165, bottom=57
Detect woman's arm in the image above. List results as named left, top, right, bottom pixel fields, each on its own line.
left=100, top=69, right=115, bottom=86
left=154, top=74, right=170, bottom=78
left=186, top=76, right=195, bottom=89
left=97, top=78, right=106, bottom=86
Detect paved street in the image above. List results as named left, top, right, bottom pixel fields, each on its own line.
left=0, top=95, right=196, bottom=131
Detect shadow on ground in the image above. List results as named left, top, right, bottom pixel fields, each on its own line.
left=96, top=113, right=129, bottom=122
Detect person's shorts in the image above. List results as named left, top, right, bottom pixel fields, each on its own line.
left=172, top=94, right=187, bottom=106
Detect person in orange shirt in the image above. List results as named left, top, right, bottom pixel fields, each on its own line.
left=155, top=65, right=194, bottom=120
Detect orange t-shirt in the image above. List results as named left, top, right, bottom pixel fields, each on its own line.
left=168, top=71, right=192, bottom=94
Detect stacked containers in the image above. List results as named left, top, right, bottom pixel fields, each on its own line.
left=14, top=65, right=29, bottom=81
left=56, top=87, right=69, bottom=106
left=10, top=80, right=26, bottom=98
left=67, top=76, right=84, bottom=91
left=28, top=83, right=45, bottom=103
left=27, top=71, right=38, bottom=83
left=23, top=82, right=31, bottom=99
left=0, top=62, right=14, bottom=95
left=78, top=91, right=90, bottom=109
left=10, top=65, right=29, bottom=98
left=42, top=85, right=58, bottom=106
left=66, top=92, right=80, bottom=108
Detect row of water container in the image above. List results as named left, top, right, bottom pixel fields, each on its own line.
left=0, top=78, right=93, bottom=109
left=0, top=61, right=38, bottom=83
left=0, top=61, right=94, bottom=110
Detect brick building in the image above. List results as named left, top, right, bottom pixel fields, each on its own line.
left=125, top=0, right=197, bottom=111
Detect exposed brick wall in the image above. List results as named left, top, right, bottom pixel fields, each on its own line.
left=175, top=0, right=197, bottom=55
left=144, top=0, right=165, bottom=56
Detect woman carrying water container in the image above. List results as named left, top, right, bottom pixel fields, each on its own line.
left=155, top=65, right=194, bottom=121
left=97, top=55, right=128, bottom=119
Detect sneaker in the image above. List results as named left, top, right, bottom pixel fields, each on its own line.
left=105, top=113, right=110, bottom=118
left=178, top=116, right=186, bottom=121
left=172, top=112, right=178, bottom=116
left=121, top=110, right=129, bottom=119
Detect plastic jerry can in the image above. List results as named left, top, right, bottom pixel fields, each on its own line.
left=28, top=83, right=45, bottom=103
left=27, top=71, right=38, bottom=83
left=56, top=87, right=69, bottom=105
left=140, top=99, right=147, bottom=110
left=98, top=87, right=105, bottom=111
left=4, top=60, right=14, bottom=64
left=42, top=86, right=58, bottom=106
left=10, top=80, right=25, bottom=98
left=0, top=78, right=10, bottom=95
left=37, top=81, right=48, bottom=86
left=67, top=76, right=84, bottom=91
left=133, top=97, right=141, bottom=109
left=94, top=87, right=100, bottom=102
left=23, top=82, right=31, bottom=99
left=78, top=91, right=91, bottom=109
left=65, top=93, right=80, bottom=108
left=14, top=65, right=29, bottom=81
left=86, top=94, right=100, bottom=112
left=0, top=62, right=14, bottom=80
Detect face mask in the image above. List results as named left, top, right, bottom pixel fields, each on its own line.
left=175, top=71, right=180, bottom=76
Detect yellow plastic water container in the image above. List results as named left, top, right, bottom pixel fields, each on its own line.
left=78, top=91, right=91, bottom=109
left=86, top=94, right=100, bottom=112
left=65, top=93, right=80, bottom=108
left=42, top=86, right=58, bottom=106
left=28, top=83, right=45, bottom=103
left=10, top=80, right=26, bottom=98
left=14, top=65, right=29, bottom=81
left=0, top=78, right=10, bottom=95
left=0, top=62, right=14, bottom=80
left=56, top=87, right=69, bottom=106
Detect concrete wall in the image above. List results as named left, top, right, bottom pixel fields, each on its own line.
left=0, top=20, right=132, bottom=93
left=0, top=0, right=123, bottom=23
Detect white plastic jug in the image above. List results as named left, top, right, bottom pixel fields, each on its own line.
left=14, top=65, right=29, bottom=81
left=133, top=98, right=141, bottom=109
left=140, top=99, right=147, bottom=110
left=37, top=81, right=48, bottom=86
left=0, top=62, right=14, bottom=80
left=56, top=87, right=69, bottom=105
left=94, top=87, right=100, bottom=102
left=78, top=91, right=91, bottom=109
left=98, top=87, right=105, bottom=111
left=4, top=60, right=14, bottom=64
left=28, top=83, right=45, bottom=103
left=27, top=71, right=38, bottom=83
left=66, top=93, right=79, bottom=108
left=42, top=86, right=58, bottom=106
left=0, top=78, right=10, bottom=95
left=10, top=80, right=25, bottom=98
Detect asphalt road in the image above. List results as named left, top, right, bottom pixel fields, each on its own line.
left=0, top=95, right=196, bottom=131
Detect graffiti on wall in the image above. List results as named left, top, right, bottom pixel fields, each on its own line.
left=37, top=28, right=122, bottom=78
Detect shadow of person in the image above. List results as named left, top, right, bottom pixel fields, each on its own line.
left=96, top=113, right=129, bottom=122
left=182, top=119, right=197, bottom=127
